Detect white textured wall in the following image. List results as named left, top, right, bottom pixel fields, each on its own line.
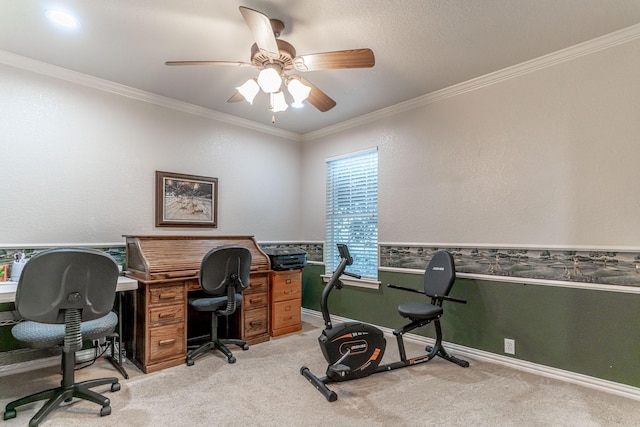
left=0, top=64, right=301, bottom=244
left=301, top=37, right=640, bottom=247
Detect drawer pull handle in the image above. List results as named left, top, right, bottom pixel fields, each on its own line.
left=158, top=339, right=176, bottom=346
left=285, top=306, right=291, bottom=311
left=158, top=312, right=175, bottom=319
left=284, top=316, right=292, bottom=321
left=285, top=279, right=292, bottom=284
left=284, top=290, right=291, bottom=294
left=158, top=292, right=176, bottom=300
left=249, top=321, right=263, bottom=327
left=250, top=298, right=263, bottom=304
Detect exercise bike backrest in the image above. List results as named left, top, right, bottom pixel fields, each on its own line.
left=321, top=244, right=361, bottom=329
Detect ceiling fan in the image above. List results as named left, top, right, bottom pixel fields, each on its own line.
left=165, top=6, right=375, bottom=115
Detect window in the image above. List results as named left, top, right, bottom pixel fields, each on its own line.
left=326, top=148, right=378, bottom=279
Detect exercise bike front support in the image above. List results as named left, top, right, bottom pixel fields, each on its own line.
left=300, top=367, right=338, bottom=402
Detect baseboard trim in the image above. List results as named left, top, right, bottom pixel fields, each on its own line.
left=0, top=348, right=97, bottom=378
left=301, top=309, right=640, bottom=401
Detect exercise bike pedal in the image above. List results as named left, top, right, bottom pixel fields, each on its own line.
left=328, top=363, right=351, bottom=377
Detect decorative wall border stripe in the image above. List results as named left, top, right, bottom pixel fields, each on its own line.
left=0, top=245, right=126, bottom=279
left=379, top=243, right=640, bottom=291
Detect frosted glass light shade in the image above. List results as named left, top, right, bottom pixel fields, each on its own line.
left=287, top=78, right=311, bottom=108
left=258, top=67, right=282, bottom=93
left=270, top=91, right=288, bottom=112
left=236, top=79, right=260, bottom=104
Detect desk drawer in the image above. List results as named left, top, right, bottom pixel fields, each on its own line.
left=271, top=281, right=301, bottom=303
left=247, top=274, right=268, bottom=294
left=270, top=270, right=300, bottom=287
left=149, top=304, right=184, bottom=326
left=244, top=292, right=268, bottom=309
left=148, top=323, right=185, bottom=363
left=149, top=284, right=184, bottom=305
left=186, top=279, right=200, bottom=292
left=272, top=299, right=301, bottom=329
left=244, top=307, right=268, bottom=338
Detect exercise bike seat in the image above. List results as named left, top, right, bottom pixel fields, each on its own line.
left=397, top=251, right=456, bottom=321
left=398, top=302, right=442, bottom=321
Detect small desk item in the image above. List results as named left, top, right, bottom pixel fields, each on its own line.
left=123, top=235, right=271, bottom=373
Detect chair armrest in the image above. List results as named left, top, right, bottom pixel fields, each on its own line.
left=427, top=294, right=467, bottom=304
left=387, top=284, right=426, bottom=295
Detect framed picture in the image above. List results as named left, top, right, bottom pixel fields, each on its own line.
left=155, top=171, right=218, bottom=227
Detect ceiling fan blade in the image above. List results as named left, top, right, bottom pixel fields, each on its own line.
left=239, top=6, right=279, bottom=61
left=293, top=49, right=375, bottom=72
left=165, top=60, right=252, bottom=67
left=227, top=91, right=245, bottom=103
left=289, top=75, right=336, bottom=112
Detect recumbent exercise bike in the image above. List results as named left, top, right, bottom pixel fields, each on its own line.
left=300, top=244, right=469, bottom=401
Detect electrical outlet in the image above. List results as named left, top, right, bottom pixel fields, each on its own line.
left=504, top=338, right=515, bottom=355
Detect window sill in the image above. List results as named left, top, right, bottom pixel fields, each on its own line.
left=321, top=274, right=381, bottom=290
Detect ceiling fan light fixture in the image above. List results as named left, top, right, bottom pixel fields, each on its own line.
left=270, top=91, right=288, bottom=113
left=257, top=67, right=282, bottom=93
left=287, top=78, right=311, bottom=108
left=236, top=79, right=260, bottom=104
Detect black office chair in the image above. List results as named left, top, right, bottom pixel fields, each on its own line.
left=394, top=251, right=470, bottom=367
left=186, top=245, right=252, bottom=366
left=3, top=248, right=121, bottom=427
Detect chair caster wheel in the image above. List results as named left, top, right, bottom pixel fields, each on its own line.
left=3, top=409, right=16, bottom=420
left=100, top=405, right=111, bottom=417
left=228, top=356, right=236, bottom=364
left=241, top=344, right=249, bottom=351
left=186, top=358, right=194, bottom=367
left=111, top=383, right=121, bottom=392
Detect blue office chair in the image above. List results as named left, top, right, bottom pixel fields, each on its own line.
left=186, top=245, right=251, bottom=366
left=2, top=248, right=121, bottom=427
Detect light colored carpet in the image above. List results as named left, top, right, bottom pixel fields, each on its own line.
left=1, top=314, right=639, bottom=426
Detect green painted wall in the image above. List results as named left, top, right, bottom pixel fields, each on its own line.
left=301, top=265, right=640, bottom=387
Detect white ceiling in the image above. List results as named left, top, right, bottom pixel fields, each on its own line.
left=2, top=1, right=639, bottom=135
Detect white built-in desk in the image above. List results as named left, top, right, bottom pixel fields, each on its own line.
left=0, top=276, right=138, bottom=378
left=0, top=276, right=138, bottom=304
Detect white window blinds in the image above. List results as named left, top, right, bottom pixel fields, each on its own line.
left=326, top=148, right=378, bottom=278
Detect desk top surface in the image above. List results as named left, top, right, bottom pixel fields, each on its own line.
left=0, top=276, right=138, bottom=304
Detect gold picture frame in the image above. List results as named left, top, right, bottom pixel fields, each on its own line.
left=155, top=171, right=218, bottom=228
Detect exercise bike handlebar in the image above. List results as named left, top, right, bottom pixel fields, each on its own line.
left=387, top=284, right=467, bottom=304
left=321, top=247, right=361, bottom=329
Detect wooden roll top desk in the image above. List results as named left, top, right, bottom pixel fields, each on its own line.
left=123, top=235, right=271, bottom=373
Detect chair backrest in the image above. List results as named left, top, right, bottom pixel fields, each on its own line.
left=15, top=247, right=119, bottom=324
left=199, top=245, right=252, bottom=296
left=423, top=251, right=456, bottom=297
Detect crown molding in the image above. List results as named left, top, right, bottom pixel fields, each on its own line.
left=0, top=50, right=302, bottom=142
left=3, top=22, right=638, bottom=143
left=303, top=23, right=640, bottom=141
